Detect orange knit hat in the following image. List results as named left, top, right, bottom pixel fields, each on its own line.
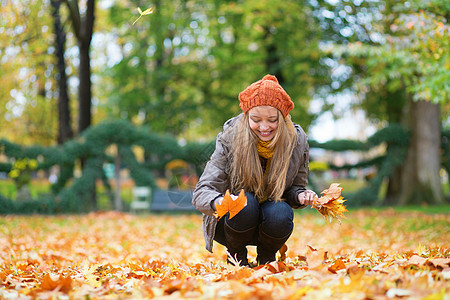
left=238, top=74, right=294, bottom=118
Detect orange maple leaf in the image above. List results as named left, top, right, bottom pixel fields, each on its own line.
left=214, top=189, right=247, bottom=220
left=40, top=273, right=72, bottom=293
left=313, top=183, right=348, bottom=222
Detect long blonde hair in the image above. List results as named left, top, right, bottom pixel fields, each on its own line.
left=227, top=111, right=298, bottom=201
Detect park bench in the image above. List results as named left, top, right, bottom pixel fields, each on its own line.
left=150, top=189, right=197, bottom=212
left=130, top=186, right=152, bottom=213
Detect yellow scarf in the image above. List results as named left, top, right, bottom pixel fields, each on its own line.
left=257, top=140, right=274, bottom=203
left=256, top=140, right=274, bottom=159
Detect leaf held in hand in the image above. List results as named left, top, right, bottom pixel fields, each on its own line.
left=214, top=189, right=247, bottom=220
left=313, top=183, right=348, bottom=222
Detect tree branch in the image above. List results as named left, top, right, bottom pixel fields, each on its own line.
left=63, top=0, right=81, bottom=40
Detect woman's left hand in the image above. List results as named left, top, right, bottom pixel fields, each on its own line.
left=298, top=190, right=318, bottom=206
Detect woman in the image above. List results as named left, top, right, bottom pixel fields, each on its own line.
left=192, top=74, right=317, bottom=266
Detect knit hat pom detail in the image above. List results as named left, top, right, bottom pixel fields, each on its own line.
left=262, top=74, right=278, bottom=83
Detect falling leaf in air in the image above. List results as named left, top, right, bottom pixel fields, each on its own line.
left=313, top=183, right=348, bottom=222
left=214, top=189, right=247, bottom=220
left=132, top=7, right=154, bottom=26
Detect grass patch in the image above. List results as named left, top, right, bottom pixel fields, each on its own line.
left=364, top=204, right=450, bottom=214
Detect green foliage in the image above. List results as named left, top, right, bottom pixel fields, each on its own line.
left=0, top=1, right=59, bottom=145
left=310, top=123, right=410, bottom=206
left=1, top=120, right=448, bottom=212
left=0, top=120, right=214, bottom=213
left=327, top=1, right=449, bottom=108
left=98, top=0, right=325, bottom=138
left=310, top=123, right=409, bottom=152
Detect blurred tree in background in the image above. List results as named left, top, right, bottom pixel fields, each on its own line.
left=98, top=0, right=324, bottom=137
left=316, top=0, right=448, bottom=204
left=0, top=0, right=447, bottom=207
left=0, top=0, right=58, bottom=145
left=64, top=0, right=96, bottom=134
left=51, top=0, right=74, bottom=144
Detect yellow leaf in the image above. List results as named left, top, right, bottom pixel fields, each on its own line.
left=132, top=7, right=154, bottom=26
left=141, top=7, right=154, bottom=15
left=313, top=183, right=348, bottom=222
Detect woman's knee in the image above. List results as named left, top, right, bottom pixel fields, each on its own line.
left=260, top=201, right=293, bottom=238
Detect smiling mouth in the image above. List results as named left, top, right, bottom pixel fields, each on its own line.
left=259, top=131, right=272, bottom=137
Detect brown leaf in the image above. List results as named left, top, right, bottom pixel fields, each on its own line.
left=346, top=262, right=365, bottom=276
left=318, top=183, right=343, bottom=203
left=427, top=258, right=450, bottom=270
left=279, top=244, right=288, bottom=262
left=408, top=255, right=427, bottom=266
left=264, top=261, right=291, bottom=274
left=246, top=267, right=272, bottom=283
left=305, top=245, right=328, bottom=269
left=214, top=189, right=247, bottom=220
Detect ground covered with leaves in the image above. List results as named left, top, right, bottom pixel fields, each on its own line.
left=0, top=209, right=449, bottom=299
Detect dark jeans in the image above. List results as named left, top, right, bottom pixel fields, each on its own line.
left=214, top=192, right=294, bottom=247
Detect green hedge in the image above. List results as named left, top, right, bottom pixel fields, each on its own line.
left=1, top=120, right=448, bottom=213
left=0, top=119, right=213, bottom=213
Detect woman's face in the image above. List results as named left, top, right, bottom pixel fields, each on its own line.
left=248, top=106, right=279, bottom=141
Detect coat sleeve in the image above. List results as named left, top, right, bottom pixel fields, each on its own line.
left=283, top=131, right=310, bottom=209
left=192, top=134, right=230, bottom=216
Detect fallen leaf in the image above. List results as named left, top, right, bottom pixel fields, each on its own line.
left=427, top=258, right=450, bottom=270
left=328, top=259, right=346, bottom=274
left=40, top=273, right=72, bottom=293
left=1, top=210, right=448, bottom=299
left=279, top=244, right=288, bottom=262
left=264, top=261, right=291, bottom=274
left=386, top=288, right=413, bottom=297
left=408, top=255, right=427, bottom=266
left=305, top=245, right=328, bottom=269
left=214, top=189, right=247, bottom=220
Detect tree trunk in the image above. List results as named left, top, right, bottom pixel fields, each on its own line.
left=77, top=0, right=95, bottom=134
left=264, top=27, right=284, bottom=84
left=64, top=0, right=96, bottom=209
left=51, top=0, right=73, bottom=144
left=384, top=164, right=402, bottom=204
left=63, top=0, right=95, bottom=134
left=399, top=99, right=444, bottom=205
left=114, top=153, right=122, bottom=211
left=78, top=38, right=92, bottom=134
left=382, top=89, right=408, bottom=204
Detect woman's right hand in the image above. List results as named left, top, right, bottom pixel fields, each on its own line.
left=298, top=190, right=318, bottom=206
left=212, top=197, right=223, bottom=210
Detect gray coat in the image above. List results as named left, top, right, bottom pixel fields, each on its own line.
left=192, top=114, right=310, bottom=252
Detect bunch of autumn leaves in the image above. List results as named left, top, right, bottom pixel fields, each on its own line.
left=215, top=183, right=348, bottom=222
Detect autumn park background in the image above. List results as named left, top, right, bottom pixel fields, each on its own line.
left=0, top=0, right=449, bottom=299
